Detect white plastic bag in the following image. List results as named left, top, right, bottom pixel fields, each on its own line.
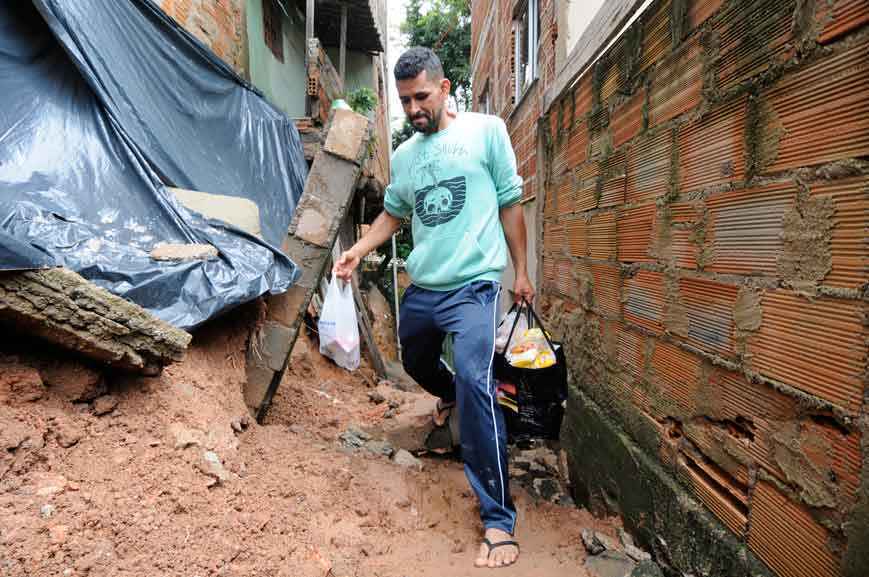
left=318, top=276, right=360, bottom=371
left=495, top=308, right=528, bottom=354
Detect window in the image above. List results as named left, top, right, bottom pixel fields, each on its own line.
left=513, top=0, right=539, bottom=103
left=479, top=82, right=491, bottom=114
left=263, top=0, right=283, bottom=62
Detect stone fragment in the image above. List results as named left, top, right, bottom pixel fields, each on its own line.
left=150, top=243, right=219, bottom=262
left=339, top=427, right=371, bottom=449
left=40, top=504, right=55, bottom=518
left=618, top=528, right=635, bottom=548
left=624, top=543, right=652, bottom=562
left=0, top=365, right=44, bottom=403
left=585, top=550, right=637, bottom=577
left=170, top=424, right=204, bottom=449
left=364, top=439, right=395, bottom=457
left=583, top=529, right=618, bottom=555
left=582, top=528, right=606, bottom=555
left=197, top=450, right=231, bottom=486
left=92, top=395, right=118, bottom=416
left=629, top=560, right=665, bottom=577
left=391, top=449, right=423, bottom=470
left=54, top=419, right=83, bottom=449
left=39, top=360, right=105, bottom=402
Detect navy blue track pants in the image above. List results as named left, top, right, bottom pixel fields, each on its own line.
left=399, top=280, right=516, bottom=534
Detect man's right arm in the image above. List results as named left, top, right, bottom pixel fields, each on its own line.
left=333, top=210, right=403, bottom=280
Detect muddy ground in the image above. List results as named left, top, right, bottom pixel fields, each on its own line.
left=1, top=304, right=622, bottom=577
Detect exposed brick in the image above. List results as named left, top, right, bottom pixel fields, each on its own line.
left=649, top=35, right=703, bottom=127
left=711, top=0, right=797, bottom=93
left=677, top=277, right=738, bottom=357
left=574, top=162, right=600, bottom=213
left=640, top=0, right=673, bottom=72
left=688, top=0, right=724, bottom=30
left=566, top=215, right=588, bottom=258
left=749, top=482, right=841, bottom=577
left=808, top=177, right=869, bottom=290
left=611, top=89, right=645, bottom=149
left=543, top=221, right=567, bottom=255
left=815, top=0, right=869, bottom=43
left=623, top=270, right=665, bottom=334
left=676, top=451, right=748, bottom=536
left=759, top=38, right=869, bottom=174
left=626, top=129, right=673, bottom=204
left=573, top=74, right=594, bottom=119
left=748, top=290, right=866, bottom=413
left=599, top=149, right=626, bottom=208
left=566, top=117, right=590, bottom=168
left=705, top=181, right=796, bottom=275
left=588, top=212, right=617, bottom=260
left=678, top=96, right=747, bottom=194
left=650, top=339, right=701, bottom=416
left=617, top=204, right=656, bottom=263
left=705, top=368, right=798, bottom=482
left=591, top=263, right=622, bottom=317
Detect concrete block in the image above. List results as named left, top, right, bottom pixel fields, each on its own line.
left=168, top=187, right=263, bottom=239
left=323, top=108, right=369, bottom=163
left=150, top=243, right=218, bottom=262
left=293, top=195, right=335, bottom=248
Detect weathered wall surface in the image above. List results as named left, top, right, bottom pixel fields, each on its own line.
left=160, top=0, right=248, bottom=76
left=474, top=0, right=868, bottom=576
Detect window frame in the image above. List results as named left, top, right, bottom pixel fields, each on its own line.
left=513, top=0, right=539, bottom=104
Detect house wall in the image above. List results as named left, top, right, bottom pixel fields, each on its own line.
left=471, top=1, right=869, bottom=576
left=246, top=0, right=307, bottom=117
left=159, top=0, right=248, bottom=75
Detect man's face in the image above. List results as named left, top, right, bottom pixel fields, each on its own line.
left=397, top=70, right=450, bottom=134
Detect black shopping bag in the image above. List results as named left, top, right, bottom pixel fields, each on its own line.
left=493, top=300, right=567, bottom=445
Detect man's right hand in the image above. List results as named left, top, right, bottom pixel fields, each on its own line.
left=333, top=248, right=361, bottom=281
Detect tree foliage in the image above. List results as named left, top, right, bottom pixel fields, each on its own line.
left=400, top=0, right=471, bottom=108
left=392, top=0, right=471, bottom=150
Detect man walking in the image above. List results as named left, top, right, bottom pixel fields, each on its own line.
left=333, top=46, right=533, bottom=568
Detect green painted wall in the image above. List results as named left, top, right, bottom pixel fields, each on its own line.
left=325, top=48, right=376, bottom=94
left=246, top=0, right=306, bottom=117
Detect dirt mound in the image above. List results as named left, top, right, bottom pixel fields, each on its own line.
left=1, top=304, right=619, bottom=577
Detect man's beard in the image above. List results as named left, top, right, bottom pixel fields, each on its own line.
left=409, top=105, right=443, bottom=134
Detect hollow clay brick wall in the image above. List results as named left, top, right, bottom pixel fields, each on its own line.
left=530, top=1, right=867, bottom=576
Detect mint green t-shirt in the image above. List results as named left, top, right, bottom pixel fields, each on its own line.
left=384, top=112, right=523, bottom=291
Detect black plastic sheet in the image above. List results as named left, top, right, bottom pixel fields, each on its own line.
left=0, top=0, right=308, bottom=329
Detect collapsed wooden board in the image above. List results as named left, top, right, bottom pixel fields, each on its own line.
left=0, top=267, right=191, bottom=374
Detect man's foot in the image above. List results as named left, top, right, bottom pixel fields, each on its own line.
left=432, top=399, right=455, bottom=428
left=474, top=528, right=519, bottom=568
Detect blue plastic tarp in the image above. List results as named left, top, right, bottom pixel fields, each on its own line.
left=0, top=0, right=308, bottom=329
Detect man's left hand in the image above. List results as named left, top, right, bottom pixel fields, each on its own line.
left=512, top=272, right=535, bottom=304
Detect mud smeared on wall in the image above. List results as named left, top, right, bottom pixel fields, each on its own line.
left=777, top=187, right=835, bottom=295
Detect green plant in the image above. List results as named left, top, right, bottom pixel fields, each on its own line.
left=346, top=87, right=378, bottom=116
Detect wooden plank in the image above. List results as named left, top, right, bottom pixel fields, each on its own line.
left=351, top=273, right=387, bottom=379
left=542, top=0, right=648, bottom=113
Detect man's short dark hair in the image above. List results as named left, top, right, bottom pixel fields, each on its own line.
left=394, top=47, right=444, bottom=81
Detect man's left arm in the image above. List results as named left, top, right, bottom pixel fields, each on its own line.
left=500, top=203, right=535, bottom=303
